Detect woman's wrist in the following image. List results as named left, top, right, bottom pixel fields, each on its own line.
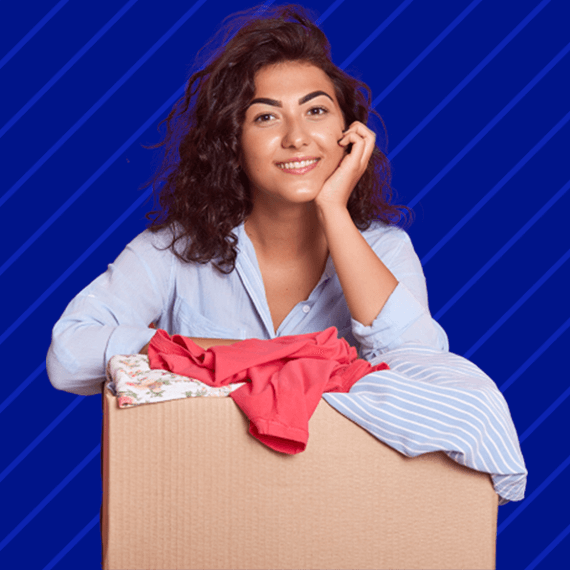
left=315, top=202, right=350, bottom=230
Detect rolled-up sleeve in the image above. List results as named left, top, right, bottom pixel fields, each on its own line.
left=47, top=230, right=173, bottom=395
left=351, top=226, right=449, bottom=361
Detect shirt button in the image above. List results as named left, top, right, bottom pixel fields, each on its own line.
left=302, top=305, right=311, bottom=314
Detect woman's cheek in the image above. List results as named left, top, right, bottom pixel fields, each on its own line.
left=332, top=138, right=347, bottom=167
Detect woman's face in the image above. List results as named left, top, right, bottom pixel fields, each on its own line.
left=240, top=61, right=347, bottom=206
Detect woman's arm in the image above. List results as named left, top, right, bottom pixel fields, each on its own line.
left=315, top=122, right=447, bottom=358
left=315, top=121, right=398, bottom=326
left=317, top=205, right=397, bottom=327
left=47, top=231, right=173, bottom=396
left=318, top=211, right=448, bottom=358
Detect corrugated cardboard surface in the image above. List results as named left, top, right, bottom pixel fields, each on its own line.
left=101, top=382, right=498, bottom=570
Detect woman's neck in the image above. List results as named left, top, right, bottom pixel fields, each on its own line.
left=244, top=201, right=327, bottom=263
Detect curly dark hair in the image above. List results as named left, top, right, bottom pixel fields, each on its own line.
left=141, top=3, right=413, bottom=274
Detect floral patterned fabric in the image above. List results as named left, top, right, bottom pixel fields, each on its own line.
left=106, top=354, right=245, bottom=408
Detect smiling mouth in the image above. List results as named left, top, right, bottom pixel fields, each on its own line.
left=276, top=158, right=320, bottom=174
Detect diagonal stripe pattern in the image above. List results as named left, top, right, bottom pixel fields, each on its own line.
left=524, top=521, right=570, bottom=570
left=498, top=453, right=570, bottom=535
left=0, top=0, right=70, bottom=70
left=389, top=0, right=553, bottom=160
left=41, top=514, right=100, bottom=570
left=0, top=0, right=141, bottom=140
left=372, top=0, right=485, bottom=106
left=316, top=0, right=346, bottom=26
left=340, top=0, right=415, bottom=70
left=500, top=316, right=570, bottom=393
left=0, top=396, right=83, bottom=484
left=0, top=445, right=100, bottom=551
left=434, top=179, right=570, bottom=320
left=422, top=110, right=570, bottom=265
left=0, top=0, right=210, bottom=210
left=407, top=39, right=570, bottom=210
left=0, top=0, right=570, bottom=568
left=464, top=247, right=570, bottom=358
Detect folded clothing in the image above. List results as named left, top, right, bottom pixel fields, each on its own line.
left=106, top=353, right=245, bottom=408
left=148, top=326, right=389, bottom=454
left=323, top=344, right=528, bottom=504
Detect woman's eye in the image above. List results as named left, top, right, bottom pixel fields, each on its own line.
left=308, top=106, right=328, bottom=116
left=254, top=113, right=274, bottom=123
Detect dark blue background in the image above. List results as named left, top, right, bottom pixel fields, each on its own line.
left=1, top=1, right=568, bottom=568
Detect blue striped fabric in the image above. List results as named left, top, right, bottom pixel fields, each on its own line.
left=2, top=1, right=568, bottom=567
left=324, top=343, right=527, bottom=505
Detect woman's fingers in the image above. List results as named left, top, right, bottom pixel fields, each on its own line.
left=339, top=121, right=376, bottom=171
left=339, top=132, right=366, bottom=167
left=316, top=121, right=376, bottom=209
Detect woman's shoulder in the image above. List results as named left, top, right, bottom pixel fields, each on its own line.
left=358, top=220, right=418, bottom=267
left=111, top=226, right=188, bottom=274
left=360, top=220, right=412, bottom=245
left=126, top=224, right=187, bottom=257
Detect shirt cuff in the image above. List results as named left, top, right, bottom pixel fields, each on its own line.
left=105, top=326, right=157, bottom=368
left=351, top=282, right=426, bottom=355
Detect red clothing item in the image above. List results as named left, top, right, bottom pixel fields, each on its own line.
left=148, top=326, right=389, bottom=454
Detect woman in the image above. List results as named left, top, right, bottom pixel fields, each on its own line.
left=47, top=4, right=448, bottom=396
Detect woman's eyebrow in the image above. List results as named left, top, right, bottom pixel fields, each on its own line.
left=248, top=90, right=334, bottom=108
left=299, top=90, right=333, bottom=105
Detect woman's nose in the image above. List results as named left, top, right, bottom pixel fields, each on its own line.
left=281, top=118, right=310, bottom=149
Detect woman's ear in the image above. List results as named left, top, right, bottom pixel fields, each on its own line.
left=234, top=151, right=242, bottom=172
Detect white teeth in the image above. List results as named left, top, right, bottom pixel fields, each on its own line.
left=277, top=159, right=318, bottom=170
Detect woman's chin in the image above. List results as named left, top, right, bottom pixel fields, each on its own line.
left=251, top=177, right=330, bottom=207
left=284, top=188, right=323, bottom=204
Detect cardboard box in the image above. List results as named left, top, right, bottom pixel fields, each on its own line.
left=101, top=381, right=498, bottom=570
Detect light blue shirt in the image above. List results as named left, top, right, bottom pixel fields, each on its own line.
left=47, top=220, right=528, bottom=505
left=47, top=220, right=449, bottom=396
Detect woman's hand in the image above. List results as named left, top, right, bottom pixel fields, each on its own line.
left=314, top=121, right=376, bottom=213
